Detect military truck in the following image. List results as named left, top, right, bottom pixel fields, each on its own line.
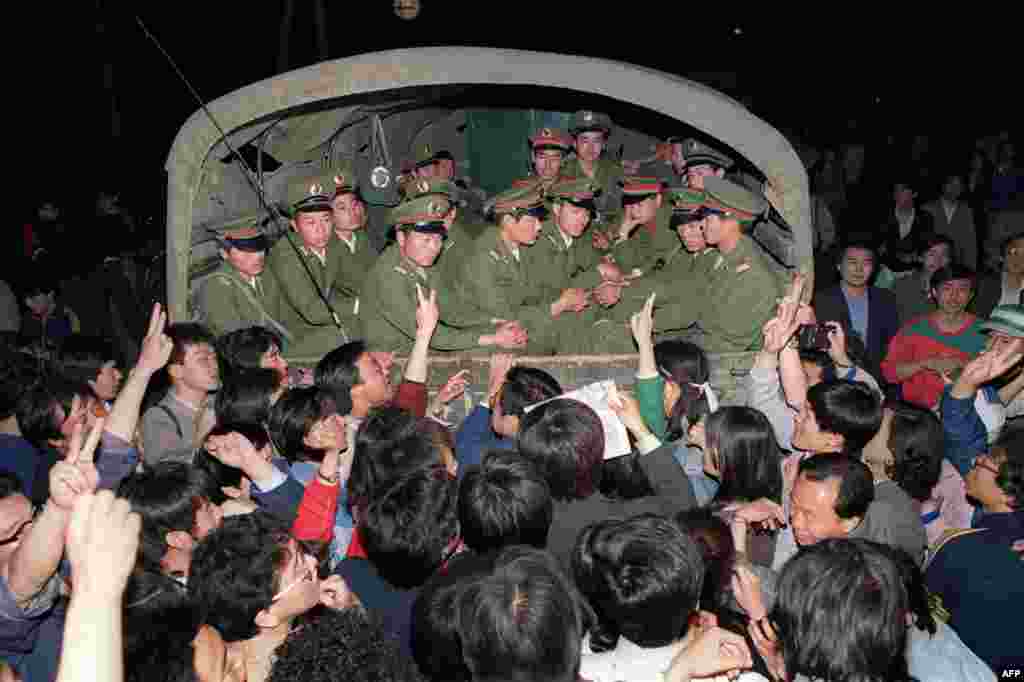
left=165, top=47, right=812, bottom=406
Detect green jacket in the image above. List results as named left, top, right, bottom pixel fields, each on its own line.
left=358, top=244, right=492, bottom=354
left=436, top=216, right=485, bottom=293
left=333, top=230, right=378, bottom=300
left=609, top=202, right=679, bottom=276
left=560, top=157, right=625, bottom=229
left=521, top=219, right=605, bottom=297
left=265, top=232, right=356, bottom=361
left=453, top=228, right=566, bottom=351
left=192, top=261, right=291, bottom=341
left=626, top=235, right=784, bottom=352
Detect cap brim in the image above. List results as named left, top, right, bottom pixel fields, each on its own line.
left=225, top=237, right=268, bottom=252
left=571, top=126, right=611, bottom=136
left=621, top=193, right=657, bottom=206
left=293, top=200, right=333, bottom=214
left=400, top=221, right=448, bottom=235
left=684, top=155, right=731, bottom=169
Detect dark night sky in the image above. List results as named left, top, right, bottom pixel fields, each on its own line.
left=12, top=2, right=1016, bottom=219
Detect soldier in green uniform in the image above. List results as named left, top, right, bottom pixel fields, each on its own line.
left=606, top=177, right=678, bottom=277
left=328, top=166, right=377, bottom=301
left=676, top=138, right=734, bottom=190
left=410, top=142, right=487, bottom=220
left=525, top=128, right=572, bottom=192
left=358, top=193, right=528, bottom=354
left=560, top=110, right=625, bottom=236
left=454, top=184, right=595, bottom=354
left=621, top=177, right=785, bottom=353
left=265, top=170, right=358, bottom=364
left=399, top=177, right=486, bottom=292
left=192, top=215, right=291, bottom=342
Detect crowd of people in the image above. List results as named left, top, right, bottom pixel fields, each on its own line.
left=2, top=114, right=1023, bottom=682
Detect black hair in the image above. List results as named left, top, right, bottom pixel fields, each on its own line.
left=706, top=406, right=783, bottom=504
left=458, top=450, right=552, bottom=554
left=15, top=376, right=91, bottom=449
left=0, top=471, right=24, bottom=501
left=269, top=607, right=422, bottom=682
left=929, top=264, right=977, bottom=292
left=361, top=468, right=459, bottom=590
left=266, top=386, right=344, bottom=463
left=123, top=569, right=200, bottom=682
left=214, top=367, right=279, bottom=451
left=886, top=401, right=944, bottom=502
left=166, top=323, right=216, bottom=367
left=573, top=514, right=703, bottom=652
left=806, top=380, right=883, bottom=454
left=188, top=512, right=293, bottom=642
left=57, top=335, right=117, bottom=387
left=918, top=232, right=956, bottom=258
left=653, top=340, right=711, bottom=441
left=315, top=340, right=366, bottom=404
left=797, top=453, right=875, bottom=520
left=675, top=507, right=737, bottom=613
left=836, top=240, right=878, bottom=264
left=117, top=462, right=210, bottom=574
left=799, top=349, right=837, bottom=384
left=598, top=452, right=656, bottom=501
left=993, top=430, right=1024, bottom=510
left=216, top=326, right=284, bottom=371
left=517, top=399, right=604, bottom=502
left=412, top=552, right=499, bottom=682
left=191, top=449, right=243, bottom=506
left=456, top=546, right=591, bottom=682
left=499, top=367, right=562, bottom=419
left=772, top=539, right=912, bottom=682
left=0, top=351, right=39, bottom=421
left=347, top=406, right=441, bottom=517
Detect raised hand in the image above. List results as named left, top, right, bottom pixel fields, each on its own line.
left=731, top=562, right=767, bottom=621
left=668, top=625, right=753, bottom=682
left=630, top=293, right=656, bottom=346
left=64, top=489, right=141, bottom=601
left=493, top=320, right=528, bottom=349
left=414, top=284, right=440, bottom=340
left=137, top=303, right=174, bottom=376
left=319, top=574, right=360, bottom=610
left=825, top=321, right=853, bottom=366
left=205, top=431, right=262, bottom=470
left=954, top=342, right=1024, bottom=391
left=748, top=617, right=786, bottom=682
left=49, top=420, right=104, bottom=511
left=609, top=391, right=651, bottom=438
left=437, top=370, right=470, bottom=404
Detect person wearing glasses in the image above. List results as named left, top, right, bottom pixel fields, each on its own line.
left=925, top=429, right=1024, bottom=673
left=189, top=512, right=355, bottom=682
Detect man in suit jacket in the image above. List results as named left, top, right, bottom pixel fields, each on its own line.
left=877, top=180, right=935, bottom=274
left=923, top=173, right=978, bottom=269
left=814, top=241, right=901, bottom=386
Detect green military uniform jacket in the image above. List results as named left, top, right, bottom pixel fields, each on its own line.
left=627, top=235, right=784, bottom=352
left=192, top=261, right=291, bottom=341
left=266, top=232, right=355, bottom=363
left=522, top=218, right=605, bottom=298
left=454, top=228, right=569, bottom=354
left=333, top=231, right=378, bottom=300
left=609, top=202, right=679, bottom=276
left=436, top=216, right=485, bottom=293
left=358, top=244, right=492, bottom=355
left=560, top=157, right=625, bottom=232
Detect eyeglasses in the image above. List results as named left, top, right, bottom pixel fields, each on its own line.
left=271, top=544, right=317, bottom=602
left=0, top=505, right=41, bottom=546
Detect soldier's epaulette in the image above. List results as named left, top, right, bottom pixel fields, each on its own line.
left=488, top=249, right=509, bottom=265
left=545, top=233, right=563, bottom=251
left=713, top=255, right=725, bottom=271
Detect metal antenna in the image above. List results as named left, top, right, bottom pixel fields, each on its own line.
left=134, top=14, right=343, bottom=329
